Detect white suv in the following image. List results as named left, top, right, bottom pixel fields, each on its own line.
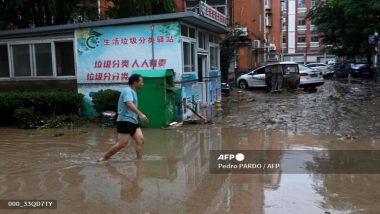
left=237, top=62, right=300, bottom=90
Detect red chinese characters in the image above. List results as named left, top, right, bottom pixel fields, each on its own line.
left=87, top=58, right=168, bottom=81
left=93, top=59, right=167, bottom=69
left=86, top=72, right=129, bottom=81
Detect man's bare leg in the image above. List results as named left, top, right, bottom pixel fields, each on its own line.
left=98, top=133, right=131, bottom=161
left=132, top=128, right=144, bottom=160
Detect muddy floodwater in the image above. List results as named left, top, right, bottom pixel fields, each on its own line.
left=1, top=80, right=380, bottom=214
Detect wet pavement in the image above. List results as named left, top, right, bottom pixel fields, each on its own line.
left=1, top=79, right=380, bottom=214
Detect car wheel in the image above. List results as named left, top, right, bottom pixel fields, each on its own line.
left=310, top=86, right=317, bottom=92
left=239, top=80, right=248, bottom=89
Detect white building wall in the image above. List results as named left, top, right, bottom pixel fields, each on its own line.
left=287, top=0, right=296, bottom=53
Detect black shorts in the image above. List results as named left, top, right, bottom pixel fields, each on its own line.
left=117, top=121, right=141, bottom=136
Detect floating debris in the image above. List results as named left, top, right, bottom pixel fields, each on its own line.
left=337, top=135, right=356, bottom=141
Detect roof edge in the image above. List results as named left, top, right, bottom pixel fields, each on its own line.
left=0, top=12, right=228, bottom=39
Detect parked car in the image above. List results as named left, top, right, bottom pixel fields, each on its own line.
left=237, top=62, right=300, bottom=90
left=323, top=64, right=336, bottom=78
left=347, top=63, right=372, bottom=78
left=306, top=63, right=332, bottom=78
left=334, top=62, right=372, bottom=78
left=298, top=64, right=324, bottom=91
left=332, top=62, right=346, bottom=78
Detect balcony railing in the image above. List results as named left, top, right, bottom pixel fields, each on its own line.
left=297, top=25, right=306, bottom=31
left=310, top=42, right=319, bottom=47
left=297, top=7, right=307, bottom=13
left=297, top=42, right=307, bottom=48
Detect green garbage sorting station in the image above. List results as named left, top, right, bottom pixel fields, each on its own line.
left=132, top=69, right=182, bottom=128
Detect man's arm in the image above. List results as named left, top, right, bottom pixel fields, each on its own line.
left=126, top=101, right=148, bottom=123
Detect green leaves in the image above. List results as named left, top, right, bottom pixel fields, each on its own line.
left=308, top=0, right=380, bottom=59
left=0, top=91, right=84, bottom=126
left=0, top=0, right=98, bottom=30
left=91, top=89, right=121, bottom=113
left=106, top=0, right=175, bottom=19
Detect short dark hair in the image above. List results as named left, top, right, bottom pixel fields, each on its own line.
left=128, top=74, right=142, bottom=85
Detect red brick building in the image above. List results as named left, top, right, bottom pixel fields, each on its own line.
left=177, top=0, right=284, bottom=82
left=281, top=0, right=334, bottom=63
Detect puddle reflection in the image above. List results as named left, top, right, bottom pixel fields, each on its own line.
left=0, top=127, right=379, bottom=213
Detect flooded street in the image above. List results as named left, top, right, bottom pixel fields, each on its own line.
left=1, top=80, right=380, bottom=213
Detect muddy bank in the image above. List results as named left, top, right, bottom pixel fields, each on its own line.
left=218, top=80, right=380, bottom=138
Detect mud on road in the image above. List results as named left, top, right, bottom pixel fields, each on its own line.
left=218, top=79, right=380, bottom=138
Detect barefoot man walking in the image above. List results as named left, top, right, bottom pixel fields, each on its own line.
left=99, top=74, right=148, bottom=161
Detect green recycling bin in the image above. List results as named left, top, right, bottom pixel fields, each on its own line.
left=132, top=69, right=182, bottom=128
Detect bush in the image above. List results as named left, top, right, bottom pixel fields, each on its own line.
left=38, top=115, right=68, bottom=129
left=14, top=107, right=41, bottom=129
left=0, top=91, right=84, bottom=127
left=91, top=89, right=121, bottom=113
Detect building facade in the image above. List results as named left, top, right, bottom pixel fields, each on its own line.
left=177, top=0, right=284, bottom=82
left=0, top=12, right=227, bottom=121
left=281, top=0, right=334, bottom=63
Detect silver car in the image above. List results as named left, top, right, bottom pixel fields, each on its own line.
left=299, top=64, right=324, bottom=91
left=306, top=63, right=332, bottom=77
left=237, top=62, right=300, bottom=90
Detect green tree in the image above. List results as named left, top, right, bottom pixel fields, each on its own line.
left=220, top=28, right=244, bottom=83
left=308, top=0, right=380, bottom=60
left=106, top=0, right=175, bottom=19
left=0, top=0, right=98, bottom=30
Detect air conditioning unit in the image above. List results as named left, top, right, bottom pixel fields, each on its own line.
left=253, top=40, right=261, bottom=49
